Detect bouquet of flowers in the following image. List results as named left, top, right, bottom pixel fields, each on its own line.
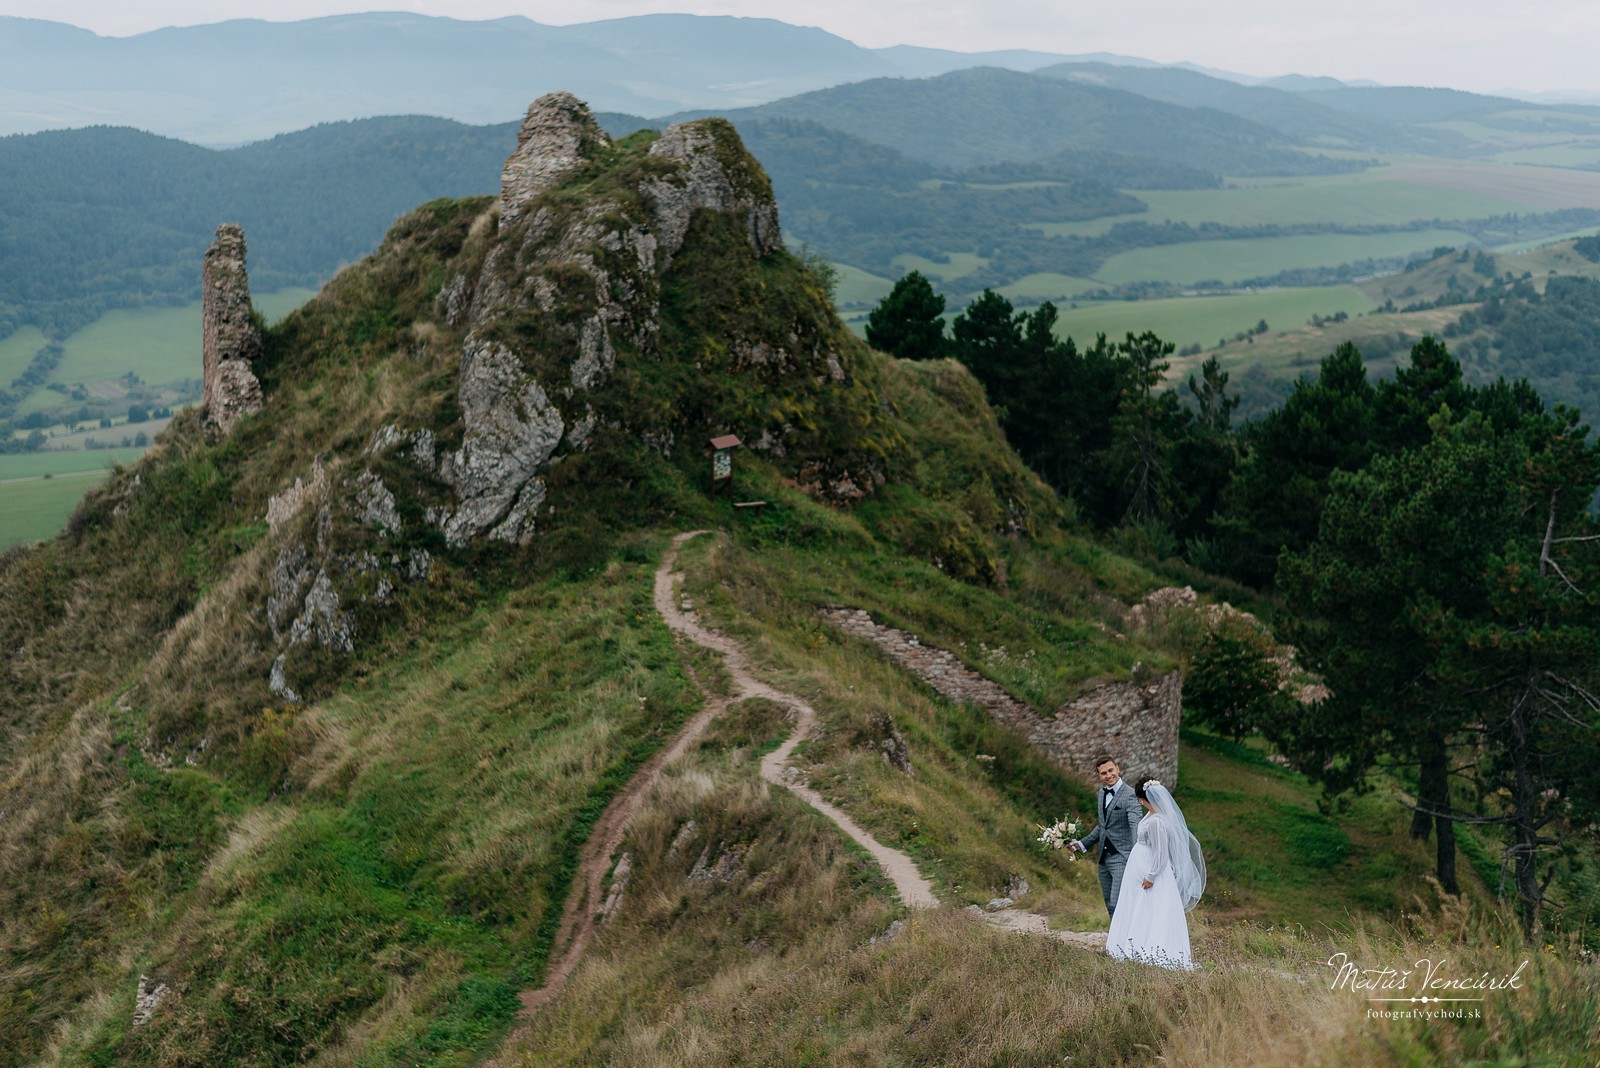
left=1036, top=815, right=1080, bottom=859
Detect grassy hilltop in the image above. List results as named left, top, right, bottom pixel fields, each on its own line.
left=0, top=113, right=1593, bottom=1068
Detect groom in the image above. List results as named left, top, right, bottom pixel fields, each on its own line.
left=1070, top=756, right=1143, bottom=918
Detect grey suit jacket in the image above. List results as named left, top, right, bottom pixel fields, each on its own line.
left=1078, top=780, right=1142, bottom=862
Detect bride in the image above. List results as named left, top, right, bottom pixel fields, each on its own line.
left=1106, top=778, right=1205, bottom=969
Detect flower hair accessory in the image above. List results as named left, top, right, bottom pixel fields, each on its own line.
left=1145, top=779, right=1163, bottom=788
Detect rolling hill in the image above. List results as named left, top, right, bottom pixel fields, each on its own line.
left=1037, top=61, right=1467, bottom=154
left=679, top=67, right=1362, bottom=175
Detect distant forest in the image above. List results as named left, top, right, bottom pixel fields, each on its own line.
left=12, top=113, right=1600, bottom=345
left=0, top=117, right=523, bottom=337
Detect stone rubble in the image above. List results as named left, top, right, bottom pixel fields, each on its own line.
left=598, top=852, right=632, bottom=924
left=1129, top=585, right=1331, bottom=705
left=352, top=471, right=401, bottom=535
left=132, top=974, right=170, bottom=1028
left=265, top=460, right=328, bottom=531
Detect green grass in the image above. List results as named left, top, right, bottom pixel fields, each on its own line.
left=1093, top=229, right=1475, bottom=287
left=1165, top=728, right=1441, bottom=927
left=0, top=470, right=112, bottom=549
left=0, top=324, right=48, bottom=386
left=1045, top=287, right=1375, bottom=352
left=496, top=530, right=1598, bottom=1067
left=41, top=558, right=705, bottom=1066
left=1501, top=241, right=1600, bottom=274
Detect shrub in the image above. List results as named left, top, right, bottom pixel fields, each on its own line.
left=1185, top=627, right=1291, bottom=741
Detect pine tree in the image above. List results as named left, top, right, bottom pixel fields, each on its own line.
left=865, top=270, right=946, bottom=360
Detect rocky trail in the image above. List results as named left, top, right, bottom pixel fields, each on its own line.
left=509, top=529, right=1104, bottom=1030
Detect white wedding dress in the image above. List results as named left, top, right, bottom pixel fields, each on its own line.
left=1106, top=811, right=1195, bottom=969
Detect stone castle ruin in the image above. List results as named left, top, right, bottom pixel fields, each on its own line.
left=823, top=608, right=1182, bottom=786
left=200, top=223, right=264, bottom=437
left=255, top=92, right=859, bottom=700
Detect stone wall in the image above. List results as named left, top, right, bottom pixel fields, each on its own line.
left=201, top=223, right=263, bottom=437
left=499, top=92, right=610, bottom=226
left=1047, top=670, right=1182, bottom=788
left=822, top=607, right=1181, bottom=787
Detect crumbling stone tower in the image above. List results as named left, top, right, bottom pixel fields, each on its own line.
left=202, top=223, right=264, bottom=437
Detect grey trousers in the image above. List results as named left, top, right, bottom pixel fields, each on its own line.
left=1098, top=852, right=1128, bottom=918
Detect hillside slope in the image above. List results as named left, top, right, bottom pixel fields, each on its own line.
left=0, top=92, right=1591, bottom=1068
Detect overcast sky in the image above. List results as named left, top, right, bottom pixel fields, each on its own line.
left=3, top=0, right=1596, bottom=96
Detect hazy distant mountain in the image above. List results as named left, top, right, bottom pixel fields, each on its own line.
left=1497, top=88, right=1600, bottom=108
left=1303, top=85, right=1600, bottom=125
left=874, top=45, right=1149, bottom=78
left=1037, top=63, right=1466, bottom=154
left=0, top=13, right=1083, bottom=144
left=676, top=67, right=1361, bottom=175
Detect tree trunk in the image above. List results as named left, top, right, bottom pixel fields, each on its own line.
left=1420, top=734, right=1458, bottom=894
left=1435, top=800, right=1458, bottom=897
left=1511, top=680, right=1543, bottom=937
left=1411, top=755, right=1437, bottom=841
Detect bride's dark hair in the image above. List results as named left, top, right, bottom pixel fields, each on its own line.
left=1134, top=777, right=1154, bottom=801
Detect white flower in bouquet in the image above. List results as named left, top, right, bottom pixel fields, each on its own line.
left=1035, top=815, right=1081, bottom=859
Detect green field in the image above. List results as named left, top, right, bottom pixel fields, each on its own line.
left=891, top=252, right=989, bottom=282
left=1048, top=286, right=1376, bottom=351
left=1493, top=225, right=1600, bottom=254
left=53, top=303, right=207, bottom=385
left=832, top=263, right=896, bottom=310
left=994, top=272, right=1102, bottom=301
left=52, top=287, right=317, bottom=387
left=0, top=449, right=145, bottom=481
left=1133, top=179, right=1525, bottom=228
left=8, top=287, right=317, bottom=416
left=0, top=324, right=48, bottom=387
left=1169, top=306, right=1469, bottom=387
left=1038, top=179, right=1523, bottom=235
left=0, top=285, right=314, bottom=545
left=1493, top=145, right=1600, bottom=167
left=0, top=469, right=112, bottom=549
left=1093, top=228, right=1474, bottom=287
left=1028, top=162, right=1600, bottom=242
left=255, top=287, right=318, bottom=323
